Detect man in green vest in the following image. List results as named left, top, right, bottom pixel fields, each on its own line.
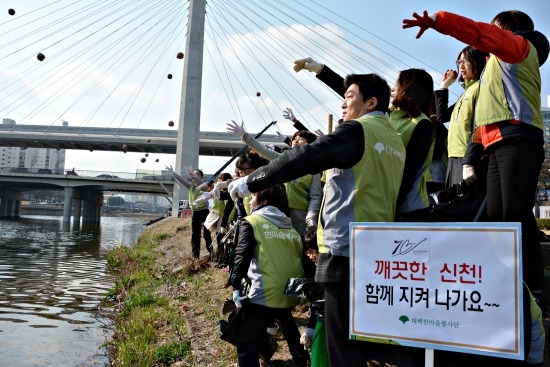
left=229, top=74, right=418, bottom=366
left=167, top=166, right=213, bottom=259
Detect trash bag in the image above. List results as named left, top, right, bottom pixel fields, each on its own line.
left=219, top=298, right=247, bottom=345
left=218, top=298, right=278, bottom=362
left=397, top=181, right=486, bottom=222
left=284, top=278, right=324, bottom=302
left=284, top=278, right=325, bottom=321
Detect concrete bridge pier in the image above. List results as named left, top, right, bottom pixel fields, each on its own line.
left=63, top=188, right=103, bottom=224
left=63, top=187, right=74, bottom=222
left=80, top=190, right=102, bottom=223
left=0, top=189, right=22, bottom=218
left=63, top=187, right=83, bottom=224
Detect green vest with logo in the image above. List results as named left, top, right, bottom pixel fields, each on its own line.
left=189, top=186, right=207, bottom=211
left=391, top=109, right=433, bottom=213
left=475, top=43, right=542, bottom=130
left=246, top=214, right=304, bottom=308
left=317, top=113, right=405, bottom=256
left=448, top=80, right=480, bottom=158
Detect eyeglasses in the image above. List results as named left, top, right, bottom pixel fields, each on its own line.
left=456, top=59, right=471, bottom=67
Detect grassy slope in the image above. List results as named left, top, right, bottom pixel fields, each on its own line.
left=104, top=217, right=308, bottom=367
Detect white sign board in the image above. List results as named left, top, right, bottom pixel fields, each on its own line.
left=349, top=222, right=523, bottom=360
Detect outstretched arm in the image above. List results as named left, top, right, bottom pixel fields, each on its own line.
left=166, top=165, right=192, bottom=189
left=226, top=120, right=281, bottom=161
left=403, top=11, right=530, bottom=64
left=294, top=57, right=345, bottom=98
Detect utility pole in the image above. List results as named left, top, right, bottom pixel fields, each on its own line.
left=172, top=0, right=206, bottom=217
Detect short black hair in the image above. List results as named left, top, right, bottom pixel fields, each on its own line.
left=218, top=172, right=232, bottom=181
left=255, top=186, right=285, bottom=211
left=235, top=152, right=265, bottom=170
left=491, top=10, right=534, bottom=32
left=343, top=73, right=390, bottom=113
left=290, top=130, right=317, bottom=144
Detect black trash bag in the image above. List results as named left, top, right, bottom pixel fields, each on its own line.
left=398, top=181, right=486, bottom=223
left=218, top=298, right=278, bottom=362
left=429, top=181, right=486, bottom=222
left=284, top=278, right=326, bottom=321
left=284, top=278, right=324, bottom=302
left=219, top=298, right=247, bottom=345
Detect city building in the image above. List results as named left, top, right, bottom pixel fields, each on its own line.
left=0, top=118, right=66, bottom=174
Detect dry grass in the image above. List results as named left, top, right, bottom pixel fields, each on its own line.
left=108, top=217, right=309, bottom=367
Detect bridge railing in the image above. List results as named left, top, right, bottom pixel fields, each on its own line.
left=0, top=167, right=174, bottom=181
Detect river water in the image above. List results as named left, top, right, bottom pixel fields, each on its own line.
left=0, top=215, right=149, bottom=367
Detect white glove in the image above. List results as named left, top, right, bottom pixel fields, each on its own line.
left=276, top=131, right=288, bottom=142
left=228, top=176, right=251, bottom=200
left=283, top=107, right=297, bottom=123
left=440, top=69, right=458, bottom=89
left=210, top=183, right=222, bottom=200
left=305, top=218, right=317, bottom=230
left=462, top=164, right=477, bottom=184
left=193, top=191, right=212, bottom=206
left=232, top=290, right=247, bottom=308
left=226, top=120, right=247, bottom=137
left=313, top=129, right=325, bottom=137
left=293, top=57, right=323, bottom=74
left=185, top=165, right=195, bottom=177
left=300, top=328, right=315, bottom=350
left=165, top=165, right=175, bottom=175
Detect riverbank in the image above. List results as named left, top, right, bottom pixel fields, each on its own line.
left=105, top=218, right=550, bottom=366
left=104, top=217, right=305, bottom=366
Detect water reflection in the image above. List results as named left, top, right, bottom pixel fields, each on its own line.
left=0, top=215, right=148, bottom=367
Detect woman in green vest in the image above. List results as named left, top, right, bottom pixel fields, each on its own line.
left=390, top=68, right=435, bottom=216
left=435, top=46, right=488, bottom=187
left=404, top=9, right=549, bottom=365
left=230, top=186, right=309, bottom=367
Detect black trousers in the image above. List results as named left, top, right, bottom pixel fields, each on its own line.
left=191, top=208, right=212, bottom=259
left=486, top=138, right=545, bottom=290
left=323, top=277, right=421, bottom=366
left=236, top=303, right=309, bottom=367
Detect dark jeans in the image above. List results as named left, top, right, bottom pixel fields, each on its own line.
left=236, top=303, right=309, bottom=367
left=486, top=138, right=544, bottom=290
left=191, top=209, right=212, bottom=259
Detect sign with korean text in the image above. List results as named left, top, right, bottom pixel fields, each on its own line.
left=349, top=222, right=523, bottom=360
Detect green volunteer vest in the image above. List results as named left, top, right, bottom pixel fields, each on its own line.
left=475, top=43, right=542, bottom=130
left=448, top=80, right=479, bottom=158
left=317, top=114, right=406, bottom=255
left=286, top=175, right=313, bottom=211
left=189, top=186, right=207, bottom=211
left=246, top=214, right=304, bottom=308
left=243, top=195, right=252, bottom=216
left=391, top=109, right=433, bottom=213
left=211, top=198, right=225, bottom=216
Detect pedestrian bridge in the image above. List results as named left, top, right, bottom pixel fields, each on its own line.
left=0, top=169, right=174, bottom=223
left=0, top=124, right=284, bottom=156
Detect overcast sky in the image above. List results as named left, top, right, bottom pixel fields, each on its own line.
left=1, top=0, right=549, bottom=176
